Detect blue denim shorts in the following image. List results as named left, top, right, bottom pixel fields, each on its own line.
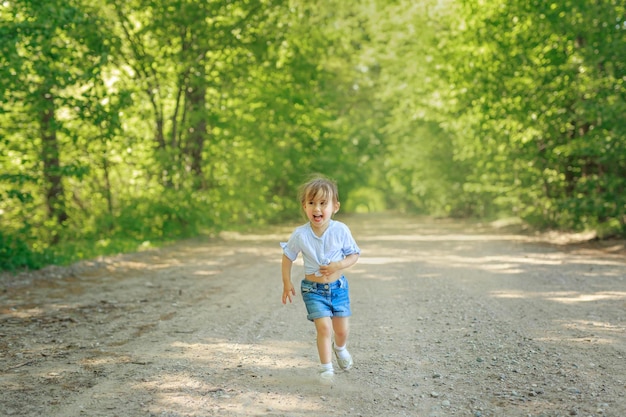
left=301, top=275, right=351, bottom=322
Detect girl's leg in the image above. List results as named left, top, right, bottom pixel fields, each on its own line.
left=332, top=317, right=350, bottom=347
left=332, top=317, right=353, bottom=370
left=314, top=317, right=333, bottom=364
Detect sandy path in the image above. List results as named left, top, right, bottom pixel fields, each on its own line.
left=1, top=214, right=625, bottom=417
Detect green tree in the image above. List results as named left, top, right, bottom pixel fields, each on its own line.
left=1, top=0, right=113, bottom=257
left=441, top=0, right=626, bottom=231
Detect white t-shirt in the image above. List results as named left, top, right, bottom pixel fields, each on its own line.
left=281, top=220, right=360, bottom=277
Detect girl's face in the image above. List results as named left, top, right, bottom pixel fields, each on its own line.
left=302, top=191, right=339, bottom=232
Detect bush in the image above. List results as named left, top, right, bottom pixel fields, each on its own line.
left=0, top=231, right=47, bottom=271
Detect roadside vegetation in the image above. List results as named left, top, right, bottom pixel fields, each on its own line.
left=1, top=0, right=624, bottom=271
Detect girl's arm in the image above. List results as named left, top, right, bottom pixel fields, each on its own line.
left=282, top=255, right=296, bottom=304
left=319, top=253, right=359, bottom=277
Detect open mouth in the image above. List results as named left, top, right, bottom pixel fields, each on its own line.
left=313, top=215, right=323, bottom=222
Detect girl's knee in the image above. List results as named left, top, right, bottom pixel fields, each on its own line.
left=318, top=324, right=332, bottom=336
left=334, top=328, right=349, bottom=342
left=332, top=318, right=349, bottom=338
left=314, top=318, right=333, bottom=336
left=334, top=328, right=348, bottom=339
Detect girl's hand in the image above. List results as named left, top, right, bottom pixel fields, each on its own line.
left=282, top=282, right=296, bottom=304
left=319, top=262, right=338, bottom=276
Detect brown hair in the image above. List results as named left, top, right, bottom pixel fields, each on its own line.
left=298, top=175, right=339, bottom=205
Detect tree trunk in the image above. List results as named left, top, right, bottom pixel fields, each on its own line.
left=39, top=88, right=68, bottom=239
left=185, top=69, right=208, bottom=190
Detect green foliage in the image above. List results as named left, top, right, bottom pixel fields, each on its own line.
left=1, top=0, right=625, bottom=273
left=112, top=189, right=212, bottom=241
left=0, top=231, right=34, bottom=271
left=361, top=0, right=625, bottom=233
left=0, top=230, right=54, bottom=271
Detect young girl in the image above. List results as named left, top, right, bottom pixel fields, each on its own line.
left=281, top=175, right=360, bottom=384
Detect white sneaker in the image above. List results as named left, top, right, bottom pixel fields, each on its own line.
left=333, top=343, right=353, bottom=371
left=319, top=369, right=335, bottom=385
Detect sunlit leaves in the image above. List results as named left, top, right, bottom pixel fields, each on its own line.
left=1, top=0, right=624, bottom=270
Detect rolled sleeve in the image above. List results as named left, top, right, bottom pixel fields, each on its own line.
left=280, top=241, right=299, bottom=262
left=343, top=243, right=360, bottom=257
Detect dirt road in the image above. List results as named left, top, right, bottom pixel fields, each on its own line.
left=1, top=214, right=625, bottom=417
